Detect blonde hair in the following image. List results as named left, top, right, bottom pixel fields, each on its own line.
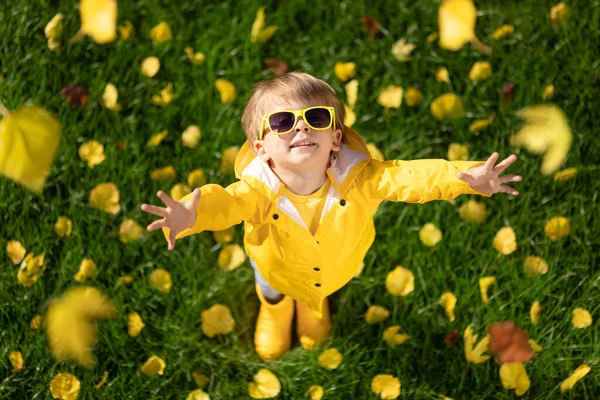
left=241, top=72, right=346, bottom=147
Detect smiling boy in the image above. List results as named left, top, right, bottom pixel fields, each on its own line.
left=141, top=72, right=522, bottom=361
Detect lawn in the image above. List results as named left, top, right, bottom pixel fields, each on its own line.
left=0, top=0, right=599, bottom=399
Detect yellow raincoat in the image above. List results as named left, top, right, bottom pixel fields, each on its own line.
left=166, top=127, right=490, bottom=317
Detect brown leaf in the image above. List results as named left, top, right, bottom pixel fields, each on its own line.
left=444, top=328, right=460, bottom=348
left=488, top=321, right=535, bottom=364
left=61, top=85, right=89, bottom=108
left=115, top=141, right=127, bottom=150
left=362, top=16, right=380, bottom=36
left=265, top=59, right=288, bottom=76
left=501, top=82, right=515, bottom=105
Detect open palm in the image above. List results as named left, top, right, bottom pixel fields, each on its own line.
left=456, top=152, right=522, bottom=196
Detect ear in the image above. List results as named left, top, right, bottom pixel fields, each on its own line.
left=330, top=128, right=343, bottom=152
left=253, top=140, right=271, bottom=162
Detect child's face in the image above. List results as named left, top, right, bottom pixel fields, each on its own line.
left=253, top=97, right=343, bottom=173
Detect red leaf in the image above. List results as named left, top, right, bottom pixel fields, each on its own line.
left=265, top=59, right=288, bottom=76
left=362, top=16, right=379, bottom=36
left=501, top=82, right=515, bottom=105
left=444, top=328, right=460, bottom=348
left=488, top=321, right=535, bottom=364
left=115, top=141, right=127, bottom=150
left=61, top=85, right=89, bottom=108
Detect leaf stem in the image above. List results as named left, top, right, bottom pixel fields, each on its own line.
left=470, top=36, right=492, bottom=56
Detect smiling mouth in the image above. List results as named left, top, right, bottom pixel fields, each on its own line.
left=290, top=141, right=316, bottom=149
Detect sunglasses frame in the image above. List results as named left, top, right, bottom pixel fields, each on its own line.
left=259, top=106, right=336, bottom=140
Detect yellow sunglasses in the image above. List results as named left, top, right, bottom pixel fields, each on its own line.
left=259, top=106, right=336, bottom=140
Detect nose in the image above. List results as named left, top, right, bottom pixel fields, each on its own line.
left=295, top=117, right=310, bottom=133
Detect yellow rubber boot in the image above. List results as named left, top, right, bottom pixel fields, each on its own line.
left=254, top=284, right=294, bottom=361
left=296, top=298, right=331, bottom=350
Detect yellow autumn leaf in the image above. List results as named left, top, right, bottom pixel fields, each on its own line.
left=213, top=226, right=235, bottom=244
left=250, top=7, right=278, bottom=43
left=201, top=304, right=235, bottom=337
left=248, top=369, right=281, bottom=399
left=541, top=84, right=555, bottom=101
left=171, top=183, right=191, bottom=201
left=185, top=47, right=206, bottom=65
left=493, top=226, right=517, bottom=255
left=469, top=61, right=492, bottom=81
left=151, top=165, right=177, bottom=181
left=427, top=32, right=439, bottom=43
left=17, top=252, right=46, bottom=287
left=78, top=140, right=105, bottom=168
left=430, top=93, right=463, bottom=120
left=94, top=371, right=109, bottom=390
left=149, top=268, right=172, bottom=293
left=220, top=146, right=240, bottom=174
left=382, top=325, right=410, bottom=347
left=469, top=118, right=492, bottom=134
left=55, top=216, right=73, bottom=237
left=458, top=199, right=487, bottom=223
left=560, top=364, right=591, bottom=392
left=49, top=372, right=81, bottom=400
left=45, top=286, right=116, bottom=367
left=345, top=79, right=358, bottom=108
left=385, top=266, right=414, bottom=296
left=344, top=105, right=356, bottom=127
left=45, top=14, right=64, bottom=51
left=448, top=143, right=469, bottom=161
left=128, top=311, right=145, bottom=337
left=152, top=82, right=176, bottom=107
left=30, top=314, right=42, bottom=329
left=377, top=85, right=403, bottom=111
left=499, top=363, right=531, bottom=396
left=438, top=0, right=490, bottom=54
left=0, top=103, right=62, bottom=194
left=188, top=169, right=207, bottom=188
left=89, top=182, right=120, bottom=214
left=9, top=350, right=24, bottom=373
left=318, top=348, right=343, bottom=370
left=308, top=385, right=323, bottom=400
left=492, top=25, right=514, bottom=40
left=530, top=301, right=542, bottom=325
left=102, top=83, right=121, bottom=111
left=182, top=125, right=201, bottom=148
left=523, top=256, right=548, bottom=277
left=140, top=355, right=166, bottom=377
left=334, top=62, right=356, bottom=82
left=371, top=374, right=401, bottom=399
left=419, top=223, right=442, bottom=247
left=215, top=79, right=237, bottom=104
left=405, top=88, right=423, bottom=107
left=118, top=21, right=133, bottom=40
left=366, top=143, right=385, bottom=161
left=192, top=371, right=209, bottom=387
left=528, top=339, right=543, bottom=352
left=74, top=258, right=96, bottom=282
left=436, top=67, right=451, bottom=83
left=365, top=305, right=390, bottom=324
left=391, top=38, right=415, bottom=62
left=117, top=275, right=133, bottom=285
left=7, top=240, right=26, bottom=264
left=464, top=324, right=491, bottom=364
left=119, top=219, right=144, bottom=243
left=479, top=276, right=496, bottom=303
left=149, top=21, right=172, bottom=44
left=141, top=56, right=160, bottom=78
left=553, top=167, right=577, bottom=182
left=440, top=292, right=457, bottom=321
left=186, top=389, right=210, bottom=400
left=550, top=2, right=569, bottom=24
left=544, top=216, right=570, bottom=241
left=511, top=104, right=572, bottom=175
left=76, top=0, right=117, bottom=44
left=571, top=308, right=592, bottom=328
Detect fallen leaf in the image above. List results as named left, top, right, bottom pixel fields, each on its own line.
left=492, top=25, right=514, bottom=40
left=308, top=385, right=323, bottom=400
left=448, top=143, right=469, bottom=161
left=405, top=88, right=423, bottom=107
left=201, top=304, right=235, bottom=337
left=78, top=140, right=105, bottom=168
left=118, top=21, right=133, bottom=40
left=334, top=62, right=356, bottom=82
left=150, top=21, right=172, bottom=44
left=523, top=256, right=548, bottom=277
left=550, top=2, right=569, bottom=24
left=571, top=308, right=592, bottom=328
left=89, top=182, right=120, bottom=214
left=151, top=165, right=176, bottom=181
left=220, top=146, right=239, bottom=174
left=362, top=16, right=380, bottom=36
left=186, top=390, right=210, bottom=400
left=55, top=216, right=73, bottom=237
left=499, top=363, right=531, bottom=396
left=264, top=59, right=288, bottom=76
left=250, top=7, right=278, bottom=43
left=458, top=199, right=487, bottom=223
left=430, top=93, right=463, bottom=120
left=318, top=348, right=343, bottom=370
left=182, top=125, right=201, bottom=148
left=119, top=219, right=144, bottom=243
left=501, top=82, right=515, bottom=104
left=7, top=240, right=26, bottom=264
left=215, top=79, right=236, bottom=104
left=149, top=268, right=172, bottom=293
left=469, top=61, right=492, bottom=80
left=530, top=301, right=542, bottom=325
left=128, top=312, right=145, bottom=337
left=140, top=355, right=166, bottom=377
left=444, top=328, right=460, bottom=348
left=74, top=0, right=117, bottom=44
left=185, top=47, right=206, bottom=65
left=436, top=67, right=450, bottom=83
left=188, top=169, right=207, bottom=188
left=560, top=364, right=591, bottom=392
left=488, top=321, right=534, bottom=364
left=17, top=252, right=46, bottom=287
left=391, top=38, right=415, bottom=61
left=9, top=351, right=24, bottom=373
left=218, top=244, right=246, bottom=270
left=553, top=167, right=577, bottom=182
left=479, top=276, right=496, bottom=303
left=49, top=372, right=81, bottom=400
left=74, top=258, right=96, bottom=282
left=493, top=226, right=516, bottom=255
left=544, top=216, right=570, bottom=241
left=102, top=83, right=121, bottom=111
left=383, top=325, right=410, bottom=347
left=61, top=85, right=89, bottom=108
left=248, top=369, right=281, bottom=398
left=440, top=292, right=457, bottom=321
left=152, top=82, right=176, bottom=107
left=94, top=371, right=109, bottom=390
left=464, top=324, right=490, bottom=364
left=385, top=266, right=414, bottom=296
left=371, top=374, right=401, bottom=399
left=141, top=56, right=160, bottom=78
left=419, top=223, right=442, bottom=247
left=147, top=130, right=168, bottom=147
left=365, top=305, right=390, bottom=324
left=541, top=84, right=555, bottom=101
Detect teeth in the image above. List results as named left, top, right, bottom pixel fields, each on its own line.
left=292, top=141, right=314, bottom=147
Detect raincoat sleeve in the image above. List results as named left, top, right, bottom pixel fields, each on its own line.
left=162, top=179, right=260, bottom=242
left=362, top=159, right=493, bottom=203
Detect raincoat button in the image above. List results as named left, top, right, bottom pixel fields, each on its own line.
left=315, top=283, right=321, bottom=287
left=316, top=241, right=320, bottom=244
left=340, top=199, right=346, bottom=206
left=313, top=267, right=320, bottom=271
left=273, top=213, right=279, bottom=220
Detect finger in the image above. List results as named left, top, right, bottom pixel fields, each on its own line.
left=456, top=171, right=474, bottom=185
left=141, top=204, right=168, bottom=217
left=168, top=230, right=177, bottom=251
left=147, top=219, right=168, bottom=232
left=500, top=185, right=519, bottom=196
left=484, top=152, right=500, bottom=171
left=157, top=190, right=178, bottom=208
left=190, top=188, right=201, bottom=206
left=499, top=174, right=522, bottom=184
left=494, top=154, right=518, bottom=174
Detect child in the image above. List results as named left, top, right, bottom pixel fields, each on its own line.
left=140, top=72, right=522, bottom=361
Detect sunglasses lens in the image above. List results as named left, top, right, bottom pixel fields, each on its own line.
left=269, top=112, right=295, bottom=133
left=305, top=108, right=332, bottom=129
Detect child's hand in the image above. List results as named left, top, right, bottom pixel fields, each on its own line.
left=456, top=152, right=522, bottom=196
left=140, top=189, right=201, bottom=251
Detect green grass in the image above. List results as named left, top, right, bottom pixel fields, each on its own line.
left=1, top=0, right=599, bottom=398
